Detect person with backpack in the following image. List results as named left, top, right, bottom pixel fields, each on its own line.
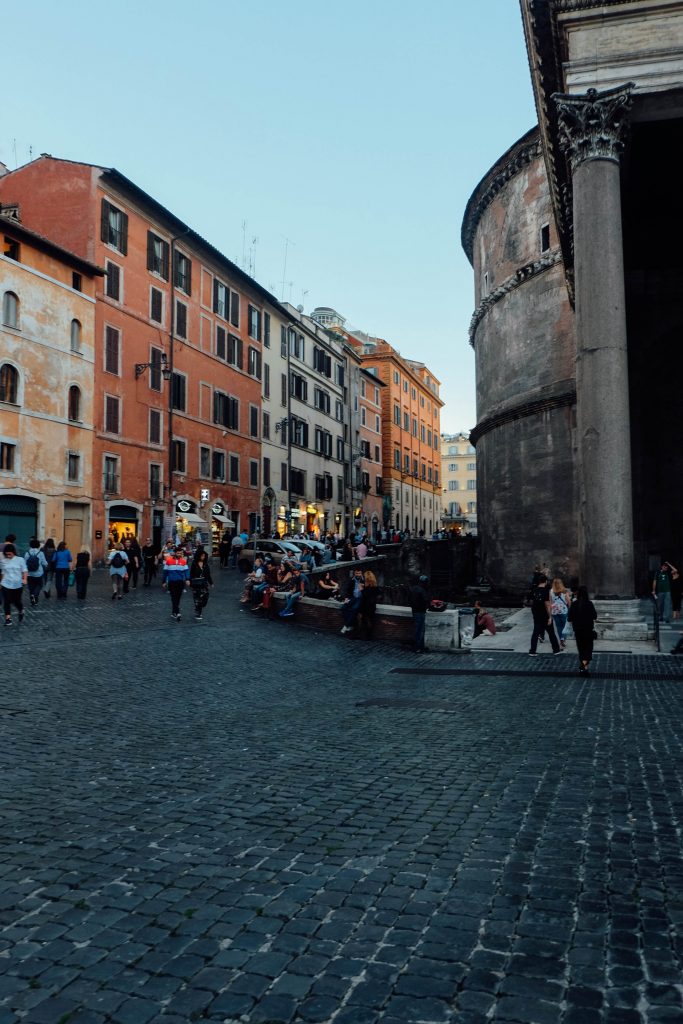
left=108, top=543, right=129, bottom=600
left=41, top=538, right=56, bottom=598
left=53, top=541, right=74, bottom=600
left=529, top=573, right=561, bottom=655
left=24, top=538, right=47, bottom=606
left=189, top=548, right=213, bottom=621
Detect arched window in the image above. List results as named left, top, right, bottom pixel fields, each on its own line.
left=68, top=385, right=81, bottom=422
left=0, top=363, right=19, bottom=404
left=2, top=292, right=18, bottom=329
left=70, top=319, right=82, bottom=352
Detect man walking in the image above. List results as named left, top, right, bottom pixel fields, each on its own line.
left=529, top=573, right=561, bottom=655
left=652, top=561, right=673, bottom=624
left=409, top=574, right=430, bottom=653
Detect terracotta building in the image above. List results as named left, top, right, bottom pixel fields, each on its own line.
left=463, top=0, right=683, bottom=598
left=0, top=207, right=102, bottom=552
left=0, top=156, right=292, bottom=558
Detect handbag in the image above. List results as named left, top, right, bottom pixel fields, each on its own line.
left=68, top=571, right=75, bottom=587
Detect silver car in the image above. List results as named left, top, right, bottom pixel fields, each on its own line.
left=237, top=539, right=301, bottom=573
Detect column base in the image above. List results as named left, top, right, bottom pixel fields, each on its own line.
left=593, top=599, right=649, bottom=641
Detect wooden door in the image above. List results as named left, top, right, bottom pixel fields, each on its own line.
left=64, top=519, right=82, bottom=555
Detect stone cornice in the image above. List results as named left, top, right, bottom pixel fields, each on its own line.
left=470, top=385, right=577, bottom=446
left=468, top=249, right=563, bottom=348
left=461, top=128, right=541, bottom=265
left=554, top=84, right=635, bottom=168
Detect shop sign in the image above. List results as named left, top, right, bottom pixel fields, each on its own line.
left=212, top=502, right=225, bottom=516
left=176, top=499, right=194, bottom=514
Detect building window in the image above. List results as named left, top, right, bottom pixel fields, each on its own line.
left=175, top=299, right=187, bottom=339
left=540, top=223, right=550, bottom=253
left=393, top=405, right=400, bottom=425
left=375, top=415, right=380, bottom=432
left=281, top=373, right=287, bottom=408
left=2, top=292, right=18, bottom=328
left=412, top=417, right=418, bottom=437
left=394, top=449, right=400, bottom=469
left=229, top=290, right=240, bottom=327
left=213, top=279, right=228, bottom=319
left=289, top=329, right=305, bottom=360
left=374, top=445, right=380, bottom=462
left=212, top=450, right=226, bottom=481
left=149, top=347, right=164, bottom=392
left=147, top=232, right=169, bottom=279
left=248, top=346, right=262, bottom=379
left=0, top=364, right=19, bottom=404
left=101, top=199, right=128, bottom=254
left=263, top=312, right=270, bottom=348
left=336, top=437, right=344, bottom=462
left=216, top=325, right=227, bottom=360
left=449, top=446, right=458, bottom=455
left=335, top=400, right=343, bottom=421
left=68, top=385, right=81, bottom=422
left=281, top=325, right=287, bottom=357
left=314, top=347, right=332, bottom=377
left=315, top=428, right=332, bottom=457
left=149, top=408, right=162, bottom=444
left=403, top=380, right=408, bottom=393
left=249, top=460, right=258, bottom=487
left=291, top=373, right=308, bottom=401
left=70, top=319, right=82, bottom=353
left=467, top=479, right=476, bottom=490
left=103, top=455, right=119, bottom=493
left=248, top=305, right=261, bottom=340
left=361, top=407, right=366, bottom=425
left=467, top=462, right=476, bottom=471
left=249, top=405, right=259, bottom=438
left=449, top=463, right=458, bottom=472
left=213, top=391, right=239, bottom=430
left=72, top=272, right=82, bottom=292
left=200, top=445, right=211, bottom=477
left=292, top=418, right=309, bottom=448
left=393, top=370, right=399, bottom=385
left=0, top=442, right=16, bottom=472
left=104, top=395, right=120, bottom=434
left=67, top=451, right=80, bottom=483
left=149, top=463, right=162, bottom=500
left=290, top=468, right=305, bottom=495
left=105, top=260, right=121, bottom=301
left=150, top=287, right=163, bottom=324
left=337, top=476, right=344, bottom=502
left=226, top=333, right=242, bottom=369
left=263, top=411, right=270, bottom=439
left=404, top=412, right=410, bottom=431
left=376, top=476, right=383, bottom=494
left=104, top=326, right=120, bottom=375
left=314, top=387, right=330, bottom=413
left=171, top=372, right=186, bottom=412
left=229, top=455, right=240, bottom=483
left=448, top=480, right=459, bottom=491
left=173, top=250, right=192, bottom=294
left=171, top=439, right=186, bottom=474
left=263, top=362, right=270, bottom=400
left=281, top=462, right=288, bottom=490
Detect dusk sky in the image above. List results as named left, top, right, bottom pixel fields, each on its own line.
left=3, top=1, right=537, bottom=432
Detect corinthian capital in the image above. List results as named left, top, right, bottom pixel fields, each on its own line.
left=553, top=84, right=635, bottom=170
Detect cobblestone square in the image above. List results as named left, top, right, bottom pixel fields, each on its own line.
left=2, top=572, right=682, bottom=1023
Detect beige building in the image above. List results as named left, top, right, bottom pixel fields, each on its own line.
left=441, top=432, right=477, bottom=534
left=0, top=210, right=102, bottom=552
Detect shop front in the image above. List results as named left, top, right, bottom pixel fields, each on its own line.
left=305, top=503, right=321, bottom=537
left=108, top=503, right=139, bottom=547
left=210, top=501, right=235, bottom=555
left=175, top=499, right=208, bottom=547
left=0, top=494, right=38, bottom=553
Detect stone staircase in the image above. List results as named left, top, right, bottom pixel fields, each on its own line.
left=594, top=599, right=652, bottom=642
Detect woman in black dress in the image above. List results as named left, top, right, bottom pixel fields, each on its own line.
left=567, top=586, right=598, bottom=675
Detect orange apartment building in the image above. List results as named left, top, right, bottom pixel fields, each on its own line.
left=0, top=156, right=285, bottom=559
left=358, top=340, right=442, bottom=535
left=0, top=208, right=102, bottom=552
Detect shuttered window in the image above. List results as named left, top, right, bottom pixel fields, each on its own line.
left=146, top=232, right=169, bottom=279
left=175, top=300, right=187, bottom=339
left=150, top=287, right=163, bottom=324
left=104, top=326, right=120, bottom=375
left=104, top=395, right=120, bottom=434
left=101, top=199, right=128, bottom=254
left=105, top=261, right=121, bottom=300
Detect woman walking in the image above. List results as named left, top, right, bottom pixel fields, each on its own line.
left=1, top=544, right=27, bottom=626
left=24, top=538, right=47, bottom=606
left=74, top=548, right=91, bottom=600
left=550, top=577, right=571, bottom=648
left=108, top=542, right=129, bottom=600
left=360, top=569, right=379, bottom=639
left=53, top=541, right=74, bottom=600
left=189, top=549, right=213, bottom=621
left=568, top=586, right=598, bottom=675
left=41, top=538, right=56, bottom=598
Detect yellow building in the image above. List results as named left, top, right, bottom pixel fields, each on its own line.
left=441, top=432, right=477, bottom=534
left=0, top=210, right=102, bottom=551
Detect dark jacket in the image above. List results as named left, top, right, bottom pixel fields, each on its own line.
left=409, top=584, right=429, bottom=614
left=190, top=560, right=213, bottom=586
left=568, top=599, right=597, bottom=631
left=361, top=585, right=379, bottom=616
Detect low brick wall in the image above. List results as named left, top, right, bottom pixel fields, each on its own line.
left=269, top=591, right=459, bottom=651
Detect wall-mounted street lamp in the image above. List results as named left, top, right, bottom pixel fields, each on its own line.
left=135, top=351, right=172, bottom=380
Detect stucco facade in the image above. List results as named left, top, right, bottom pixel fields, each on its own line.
left=0, top=212, right=101, bottom=553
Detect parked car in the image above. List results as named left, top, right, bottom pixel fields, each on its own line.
left=287, top=539, right=326, bottom=557
left=237, top=539, right=302, bottom=573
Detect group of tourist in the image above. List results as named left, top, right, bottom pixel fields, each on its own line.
left=0, top=534, right=94, bottom=625
left=527, top=564, right=597, bottom=675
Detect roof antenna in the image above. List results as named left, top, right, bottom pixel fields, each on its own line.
left=281, top=236, right=295, bottom=300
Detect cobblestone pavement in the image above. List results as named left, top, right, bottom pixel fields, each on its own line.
left=2, top=570, right=683, bottom=1023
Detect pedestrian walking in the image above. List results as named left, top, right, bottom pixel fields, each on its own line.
left=53, top=541, right=73, bottom=600
left=568, top=586, right=598, bottom=675
left=162, top=546, right=190, bottom=620
left=1, top=544, right=27, bottom=626
left=74, top=548, right=91, bottom=600
left=230, top=532, right=244, bottom=569
left=528, top=573, right=561, bottom=655
left=550, top=577, right=571, bottom=648
left=141, top=538, right=157, bottom=586
left=359, top=569, right=379, bottom=639
left=126, top=537, right=142, bottom=591
left=409, top=574, right=430, bottom=653
left=41, top=539, right=56, bottom=598
left=218, top=534, right=230, bottom=568
left=108, top=543, right=129, bottom=600
left=189, top=549, right=213, bottom=621
left=24, top=538, right=47, bottom=606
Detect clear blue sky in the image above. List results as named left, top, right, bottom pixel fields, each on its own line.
left=3, top=0, right=537, bottom=432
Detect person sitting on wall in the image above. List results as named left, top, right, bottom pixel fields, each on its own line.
left=472, top=600, right=496, bottom=638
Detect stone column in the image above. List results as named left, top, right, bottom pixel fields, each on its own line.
left=555, top=84, right=635, bottom=598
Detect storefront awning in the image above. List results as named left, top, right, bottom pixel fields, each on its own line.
left=177, top=513, right=206, bottom=526
left=212, top=514, right=235, bottom=526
